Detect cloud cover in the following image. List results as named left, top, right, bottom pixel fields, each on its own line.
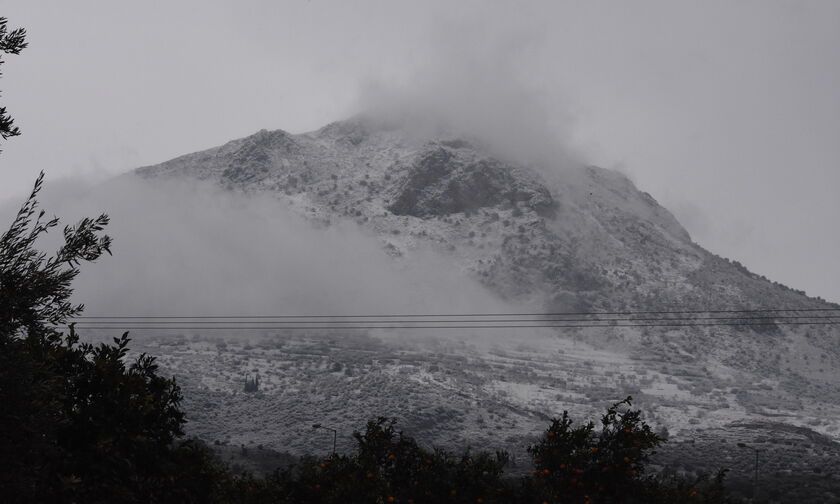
left=16, top=176, right=518, bottom=335
left=1, top=0, right=838, bottom=302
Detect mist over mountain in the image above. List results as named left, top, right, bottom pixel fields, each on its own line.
left=135, top=114, right=833, bottom=314
left=33, top=114, right=839, bottom=499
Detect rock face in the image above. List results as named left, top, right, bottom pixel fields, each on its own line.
left=134, top=115, right=840, bottom=477
left=388, top=147, right=555, bottom=218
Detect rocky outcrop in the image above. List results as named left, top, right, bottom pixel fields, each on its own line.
left=388, top=146, right=555, bottom=217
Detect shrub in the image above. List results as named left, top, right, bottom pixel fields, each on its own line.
left=528, top=397, right=662, bottom=503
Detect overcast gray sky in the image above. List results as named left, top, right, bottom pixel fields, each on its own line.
left=1, top=0, right=838, bottom=303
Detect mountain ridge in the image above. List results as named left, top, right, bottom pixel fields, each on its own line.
left=136, top=117, right=834, bottom=312
left=129, top=117, right=840, bottom=481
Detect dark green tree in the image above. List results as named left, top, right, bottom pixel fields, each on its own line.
left=528, top=397, right=663, bottom=503
left=276, top=417, right=510, bottom=504
left=0, top=16, right=27, bottom=150
left=0, top=174, right=221, bottom=503
left=0, top=17, right=225, bottom=502
left=0, top=172, right=111, bottom=336
left=0, top=172, right=112, bottom=500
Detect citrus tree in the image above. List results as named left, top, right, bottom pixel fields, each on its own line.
left=278, top=417, right=510, bottom=504
left=528, top=397, right=663, bottom=503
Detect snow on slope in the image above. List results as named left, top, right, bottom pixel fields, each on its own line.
left=127, top=115, right=840, bottom=472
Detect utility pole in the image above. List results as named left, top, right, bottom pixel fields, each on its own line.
left=312, top=423, right=337, bottom=455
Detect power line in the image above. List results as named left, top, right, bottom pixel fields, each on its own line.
left=67, top=315, right=840, bottom=325
left=62, top=321, right=839, bottom=331
left=70, top=307, right=840, bottom=320
left=58, top=307, right=840, bottom=332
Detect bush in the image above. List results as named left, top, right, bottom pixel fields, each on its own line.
left=526, top=397, right=734, bottom=503
left=202, top=409, right=737, bottom=504
left=262, top=418, right=511, bottom=504
left=528, top=397, right=661, bottom=502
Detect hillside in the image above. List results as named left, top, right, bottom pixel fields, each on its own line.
left=136, top=116, right=831, bottom=311
left=130, top=115, right=840, bottom=499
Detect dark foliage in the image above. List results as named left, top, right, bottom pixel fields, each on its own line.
left=526, top=398, right=736, bottom=503
left=0, top=16, right=26, bottom=149
left=0, top=176, right=219, bottom=503
left=244, top=374, right=260, bottom=393
left=0, top=172, right=111, bottom=336
left=275, top=418, right=511, bottom=504
left=207, top=412, right=735, bottom=504
left=527, top=397, right=661, bottom=502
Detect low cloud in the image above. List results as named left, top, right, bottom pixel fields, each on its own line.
left=354, top=14, right=581, bottom=177
left=10, top=175, right=538, bottom=345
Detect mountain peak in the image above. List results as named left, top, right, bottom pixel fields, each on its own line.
left=135, top=116, right=831, bottom=315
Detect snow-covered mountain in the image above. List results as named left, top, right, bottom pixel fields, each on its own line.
left=132, top=115, right=840, bottom=494
left=137, top=116, right=829, bottom=310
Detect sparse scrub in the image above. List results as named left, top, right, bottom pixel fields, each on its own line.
left=244, top=374, right=260, bottom=393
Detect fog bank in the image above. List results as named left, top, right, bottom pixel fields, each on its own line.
left=15, top=176, right=516, bottom=330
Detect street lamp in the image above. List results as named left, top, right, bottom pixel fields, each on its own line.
left=737, top=442, right=761, bottom=502
left=312, top=423, right=337, bottom=455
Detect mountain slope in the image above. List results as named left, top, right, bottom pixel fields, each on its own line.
left=136, top=115, right=833, bottom=316
left=132, top=116, right=840, bottom=494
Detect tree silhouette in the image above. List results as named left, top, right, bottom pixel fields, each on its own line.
left=0, top=175, right=220, bottom=503
left=0, top=16, right=27, bottom=150
left=0, top=172, right=111, bottom=337
left=528, top=397, right=663, bottom=503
